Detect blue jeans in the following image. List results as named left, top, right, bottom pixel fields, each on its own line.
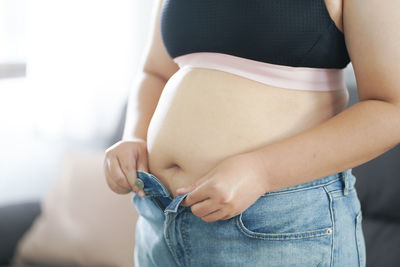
left=131, top=168, right=366, bottom=267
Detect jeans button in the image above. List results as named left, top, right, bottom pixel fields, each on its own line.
left=135, top=178, right=144, bottom=189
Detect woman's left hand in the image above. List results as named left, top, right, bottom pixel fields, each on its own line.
left=177, top=151, right=270, bottom=223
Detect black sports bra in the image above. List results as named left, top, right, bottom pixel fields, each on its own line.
left=160, top=0, right=350, bottom=69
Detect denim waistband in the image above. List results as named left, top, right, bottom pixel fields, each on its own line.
left=134, top=170, right=189, bottom=214
left=263, top=168, right=356, bottom=196
left=133, top=169, right=356, bottom=214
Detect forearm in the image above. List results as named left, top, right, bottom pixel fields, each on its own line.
left=252, top=99, right=400, bottom=192
left=122, top=71, right=167, bottom=142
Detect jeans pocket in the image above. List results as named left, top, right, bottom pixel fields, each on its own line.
left=235, top=185, right=333, bottom=241
left=355, top=210, right=367, bottom=267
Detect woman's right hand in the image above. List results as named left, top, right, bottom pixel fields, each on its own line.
left=103, top=139, right=148, bottom=197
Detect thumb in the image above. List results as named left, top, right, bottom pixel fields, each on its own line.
left=176, top=173, right=210, bottom=195
left=176, top=183, right=196, bottom=195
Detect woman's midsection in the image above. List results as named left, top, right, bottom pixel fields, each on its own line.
left=145, top=67, right=349, bottom=198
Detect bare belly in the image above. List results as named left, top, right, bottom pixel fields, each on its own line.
left=146, top=67, right=349, bottom=198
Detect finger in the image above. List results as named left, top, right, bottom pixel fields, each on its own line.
left=176, top=183, right=196, bottom=195
left=107, top=174, right=132, bottom=194
left=176, top=173, right=210, bottom=195
left=181, top=182, right=211, bottom=207
left=220, top=212, right=240, bottom=221
left=117, top=154, right=138, bottom=190
left=190, top=198, right=221, bottom=218
left=104, top=159, right=132, bottom=194
left=104, top=156, right=132, bottom=190
left=117, top=154, right=147, bottom=197
left=201, top=209, right=225, bottom=223
left=134, top=153, right=148, bottom=197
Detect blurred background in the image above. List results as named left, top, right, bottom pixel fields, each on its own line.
left=0, top=0, right=155, bottom=205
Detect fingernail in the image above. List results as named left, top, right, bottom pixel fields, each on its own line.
left=138, top=190, right=145, bottom=198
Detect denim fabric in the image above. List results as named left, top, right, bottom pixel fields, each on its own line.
left=131, top=168, right=366, bottom=267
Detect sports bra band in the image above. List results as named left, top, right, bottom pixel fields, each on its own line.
left=173, top=52, right=347, bottom=92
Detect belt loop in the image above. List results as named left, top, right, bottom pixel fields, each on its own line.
left=343, top=171, right=349, bottom=196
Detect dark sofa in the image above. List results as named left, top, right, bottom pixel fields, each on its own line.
left=1, top=77, right=399, bottom=267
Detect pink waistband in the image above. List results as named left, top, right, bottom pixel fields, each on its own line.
left=173, top=52, right=347, bottom=92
